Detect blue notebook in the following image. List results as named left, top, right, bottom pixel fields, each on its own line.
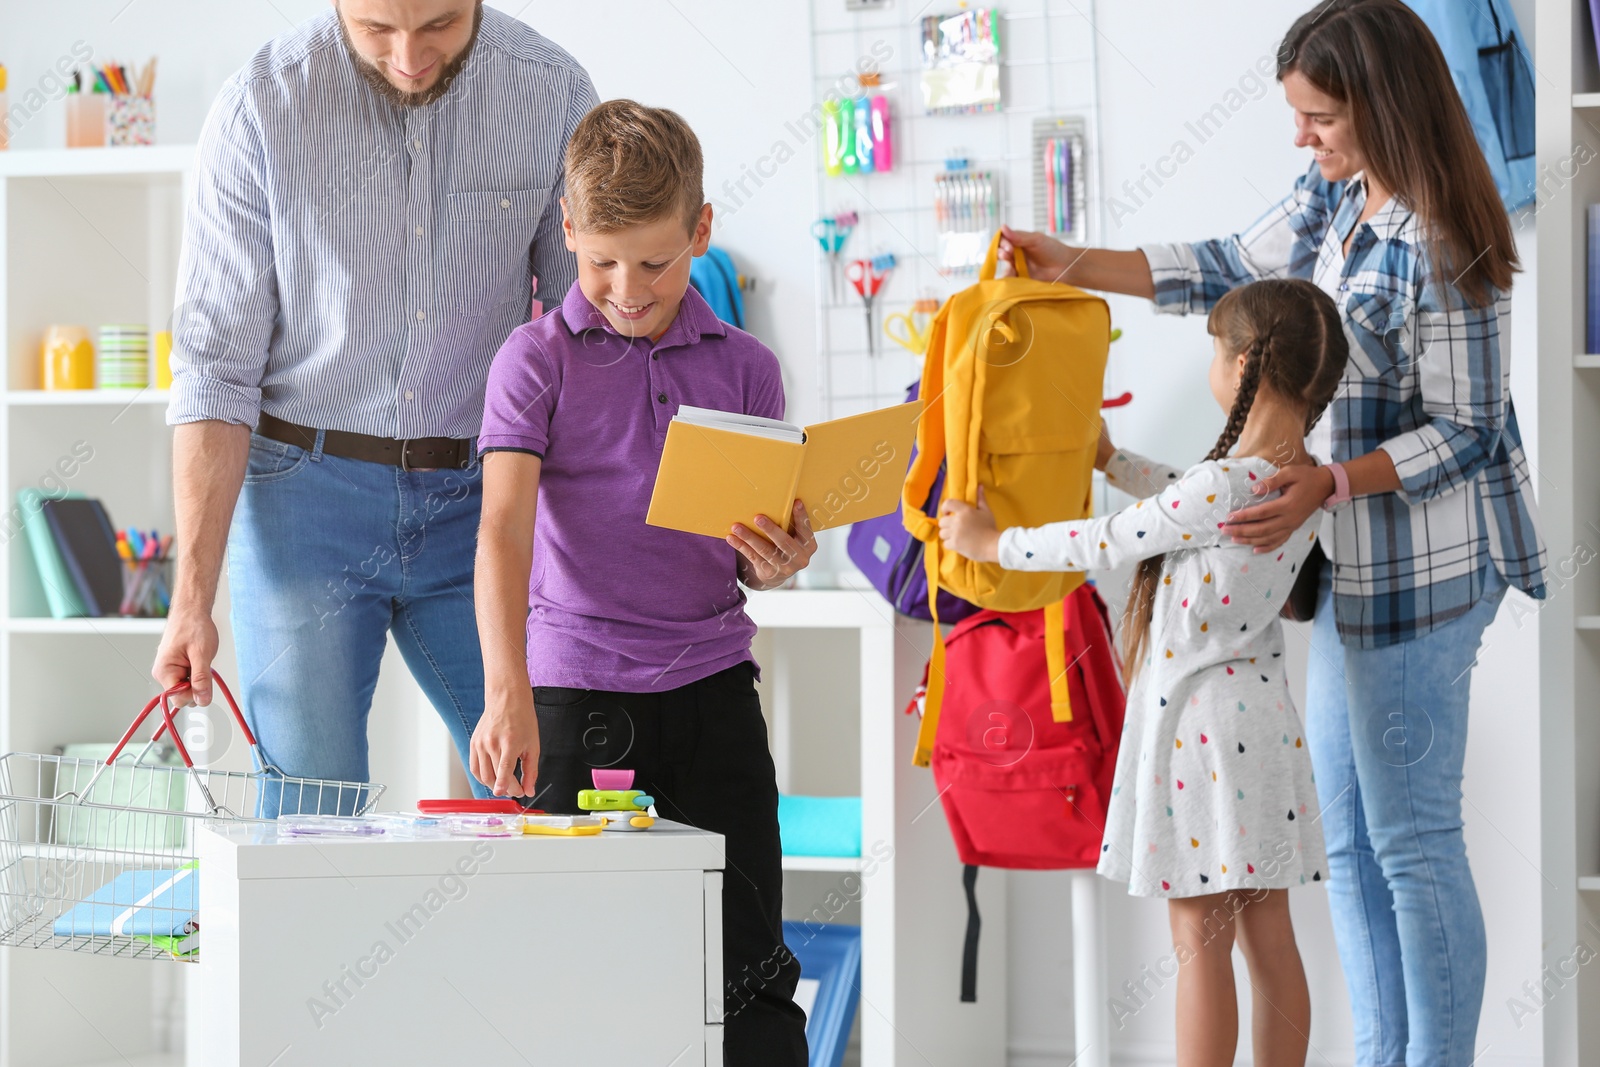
left=40, top=497, right=121, bottom=617
left=53, top=867, right=198, bottom=938
left=17, top=489, right=90, bottom=618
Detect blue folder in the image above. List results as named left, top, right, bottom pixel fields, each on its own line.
left=782, top=921, right=862, bottom=1067
left=53, top=867, right=198, bottom=938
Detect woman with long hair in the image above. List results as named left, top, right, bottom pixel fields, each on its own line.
left=997, top=1, right=1546, bottom=1062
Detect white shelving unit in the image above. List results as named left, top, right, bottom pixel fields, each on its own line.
left=1539, top=2, right=1600, bottom=1063
left=0, top=145, right=204, bottom=1067
left=746, top=588, right=1009, bottom=1067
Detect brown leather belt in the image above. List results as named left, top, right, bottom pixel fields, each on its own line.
left=256, top=412, right=474, bottom=471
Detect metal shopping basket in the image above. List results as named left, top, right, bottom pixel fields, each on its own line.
left=0, top=672, right=384, bottom=961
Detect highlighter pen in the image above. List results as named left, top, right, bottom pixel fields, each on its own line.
left=853, top=94, right=874, bottom=173
left=869, top=96, right=891, bottom=171
left=838, top=97, right=858, bottom=174
left=822, top=99, right=844, bottom=177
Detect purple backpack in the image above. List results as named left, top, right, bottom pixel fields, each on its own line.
left=846, top=382, right=981, bottom=623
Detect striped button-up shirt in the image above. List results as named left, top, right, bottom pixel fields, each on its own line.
left=1142, top=163, right=1546, bottom=648
left=168, top=8, right=598, bottom=439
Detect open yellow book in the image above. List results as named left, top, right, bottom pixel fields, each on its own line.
left=645, top=401, right=921, bottom=538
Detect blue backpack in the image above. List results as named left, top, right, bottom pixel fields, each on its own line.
left=689, top=246, right=745, bottom=328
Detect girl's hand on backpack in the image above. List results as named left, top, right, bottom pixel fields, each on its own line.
left=1096, top=421, right=1116, bottom=471
left=939, top=490, right=1002, bottom=562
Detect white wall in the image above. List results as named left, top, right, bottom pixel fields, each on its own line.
left=0, top=2, right=1545, bottom=1065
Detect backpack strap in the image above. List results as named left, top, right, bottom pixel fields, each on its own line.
left=960, top=864, right=981, bottom=1002
left=912, top=538, right=946, bottom=767
left=906, top=299, right=951, bottom=769
left=979, top=228, right=1030, bottom=281
left=1042, top=598, right=1073, bottom=722
left=901, top=312, right=949, bottom=544
left=1073, top=586, right=1124, bottom=755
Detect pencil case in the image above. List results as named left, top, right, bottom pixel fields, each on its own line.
left=278, top=815, right=385, bottom=837
left=577, top=789, right=652, bottom=811
left=521, top=815, right=605, bottom=837
left=417, top=798, right=526, bottom=815
left=440, top=814, right=523, bottom=837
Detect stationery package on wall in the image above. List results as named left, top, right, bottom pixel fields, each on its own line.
left=920, top=8, right=1003, bottom=115
left=1034, top=116, right=1089, bottom=244
left=935, top=163, right=1002, bottom=276
left=823, top=73, right=894, bottom=176
left=846, top=253, right=896, bottom=354
left=812, top=210, right=858, bottom=302
left=809, top=0, right=1104, bottom=418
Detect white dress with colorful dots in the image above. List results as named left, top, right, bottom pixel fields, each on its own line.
left=997, top=449, right=1327, bottom=898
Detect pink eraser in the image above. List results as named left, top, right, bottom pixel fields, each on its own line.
left=591, top=769, right=634, bottom=790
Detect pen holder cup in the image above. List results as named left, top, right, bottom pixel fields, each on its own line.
left=120, top=558, right=172, bottom=618
left=66, top=95, right=107, bottom=148
left=107, top=95, right=155, bottom=147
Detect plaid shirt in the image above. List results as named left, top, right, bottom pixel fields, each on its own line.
left=1141, top=163, right=1546, bottom=648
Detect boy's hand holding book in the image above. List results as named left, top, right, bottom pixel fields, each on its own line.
left=646, top=402, right=919, bottom=542
left=730, top=500, right=817, bottom=590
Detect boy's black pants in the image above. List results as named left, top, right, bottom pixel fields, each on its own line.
left=532, top=661, right=809, bottom=1067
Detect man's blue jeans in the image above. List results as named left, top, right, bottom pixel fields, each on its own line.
left=227, top=430, right=491, bottom=813
left=1306, top=567, right=1506, bottom=1067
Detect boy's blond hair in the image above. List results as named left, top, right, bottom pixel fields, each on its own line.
left=565, top=99, right=704, bottom=234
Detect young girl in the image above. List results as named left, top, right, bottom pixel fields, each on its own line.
left=940, top=278, right=1347, bottom=1067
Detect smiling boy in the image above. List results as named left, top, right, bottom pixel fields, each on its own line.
left=471, top=99, right=811, bottom=1065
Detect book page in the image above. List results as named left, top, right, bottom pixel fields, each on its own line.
left=673, top=405, right=804, bottom=443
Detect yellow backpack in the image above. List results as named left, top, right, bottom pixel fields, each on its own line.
left=902, top=231, right=1111, bottom=766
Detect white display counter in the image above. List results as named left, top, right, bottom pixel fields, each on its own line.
left=188, top=820, right=726, bottom=1067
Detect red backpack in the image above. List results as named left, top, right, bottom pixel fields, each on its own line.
left=910, top=583, right=1126, bottom=998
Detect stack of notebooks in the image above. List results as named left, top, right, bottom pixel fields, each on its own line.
left=18, top=491, right=123, bottom=618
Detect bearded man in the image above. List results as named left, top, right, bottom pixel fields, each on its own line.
left=156, top=0, right=596, bottom=807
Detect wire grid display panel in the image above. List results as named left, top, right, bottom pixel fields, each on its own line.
left=0, top=752, right=382, bottom=960
left=810, top=0, right=1103, bottom=419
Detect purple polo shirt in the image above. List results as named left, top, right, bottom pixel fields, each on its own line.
left=478, top=282, right=785, bottom=692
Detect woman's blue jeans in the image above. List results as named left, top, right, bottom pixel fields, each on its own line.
left=1306, top=567, right=1505, bottom=1067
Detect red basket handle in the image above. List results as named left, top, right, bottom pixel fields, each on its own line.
left=106, top=671, right=257, bottom=770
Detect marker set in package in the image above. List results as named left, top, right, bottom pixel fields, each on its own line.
left=823, top=75, right=893, bottom=176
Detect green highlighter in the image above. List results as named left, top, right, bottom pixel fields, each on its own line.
left=577, top=789, right=652, bottom=812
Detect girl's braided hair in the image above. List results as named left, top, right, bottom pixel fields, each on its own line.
left=1117, top=278, right=1347, bottom=686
